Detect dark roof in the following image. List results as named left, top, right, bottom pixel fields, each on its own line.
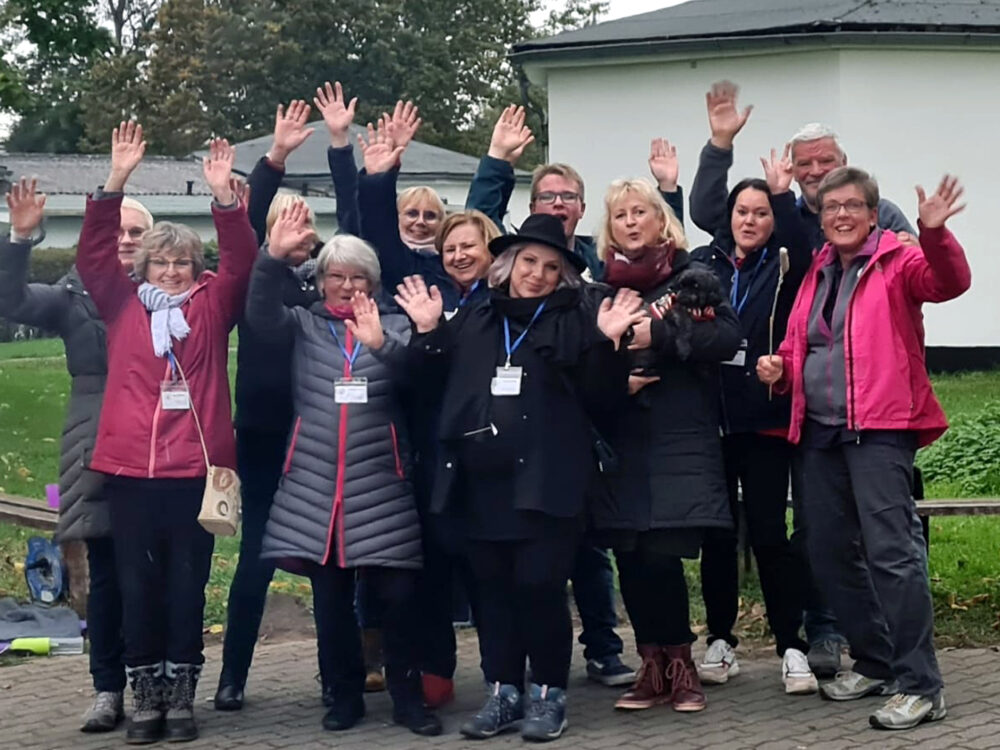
left=512, top=0, right=1000, bottom=61
left=0, top=153, right=209, bottom=196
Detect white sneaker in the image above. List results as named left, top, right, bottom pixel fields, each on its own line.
left=698, top=639, right=739, bottom=685
left=869, top=692, right=946, bottom=730
left=782, top=648, right=818, bottom=695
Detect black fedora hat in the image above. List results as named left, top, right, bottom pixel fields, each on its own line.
left=488, top=214, right=588, bottom=274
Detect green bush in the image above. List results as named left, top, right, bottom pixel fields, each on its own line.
left=918, top=400, right=1000, bottom=496
left=28, top=247, right=77, bottom=284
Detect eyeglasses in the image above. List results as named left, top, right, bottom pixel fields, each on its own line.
left=534, top=191, right=581, bottom=205
left=148, top=258, right=193, bottom=271
left=820, top=199, right=870, bottom=217
left=326, top=272, right=370, bottom=287
left=402, top=209, right=441, bottom=223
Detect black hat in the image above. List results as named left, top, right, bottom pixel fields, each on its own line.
left=488, top=214, right=588, bottom=274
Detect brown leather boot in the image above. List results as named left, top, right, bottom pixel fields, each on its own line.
left=664, top=644, right=706, bottom=712
left=362, top=629, right=386, bottom=693
left=614, top=644, right=669, bottom=710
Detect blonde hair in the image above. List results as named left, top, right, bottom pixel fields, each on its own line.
left=596, top=178, right=688, bottom=261
left=397, top=186, right=445, bottom=217
left=435, top=210, right=501, bottom=253
left=487, top=244, right=582, bottom=290
left=265, top=194, right=317, bottom=239
left=121, top=197, right=153, bottom=230
left=530, top=163, right=585, bottom=203
left=134, top=222, right=205, bottom=280
left=316, top=234, right=382, bottom=290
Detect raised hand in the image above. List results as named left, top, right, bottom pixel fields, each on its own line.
left=760, top=144, right=794, bottom=194
left=648, top=138, right=679, bottom=192
left=268, top=201, right=316, bottom=260
left=5, top=177, right=47, bottom=239
left=706, top=80, right=752, bottom=150
left=345, top=291, right=385, bottom=350
left=358, top=122, right=404, bottom=175
left=105, top=120, right=146, bottom=192
left=384, top=99, right=421, bottom=152
left=916, top=175, right=966, bottom=229
left=314, top=81, right=357, bottom=148
left=756, top=354, right=784, bottom=385
left=203, top=138, right=237, bottom=205
left=229, top=176, right=251, bottom=208
left=487, top=105, right=535, bottom=165
left=597, top=288, right=648, bottom=349
left=395, top=275, right=443, bottom=333
left=269, top=100, right=314, bottom=166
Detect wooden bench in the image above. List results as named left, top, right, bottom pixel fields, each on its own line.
left=0, top=493, right=57, bottom=531
left=916, top=498, right=1000, bottom=549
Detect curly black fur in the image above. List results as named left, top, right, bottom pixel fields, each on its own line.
left=654, top=267, right=727, bottom=360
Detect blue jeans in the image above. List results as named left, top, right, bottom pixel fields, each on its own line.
left=86, top=536, right=125, bottom=692
left=219, top=429, right=282, bottom=686
left=572, top=544, right=623, bottom=661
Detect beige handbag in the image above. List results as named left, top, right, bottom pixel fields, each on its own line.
left=175, top=358, right=242, bottom=536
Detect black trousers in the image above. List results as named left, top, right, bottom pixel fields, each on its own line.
left=701, top=434, right=809, bottom=655
left=107, top=477, right=214, bottom=667
left=466, top=532, right=579, bottom=689
left=800, top=432, right=942, bottom=696
left=311, top=564, right=419, bottom=699
left=616, top=543, right=694, bottom=647
left=86, top=536, right=126, bottom=692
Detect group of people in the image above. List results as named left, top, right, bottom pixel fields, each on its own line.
left=0, top=78, right=970, bottom=744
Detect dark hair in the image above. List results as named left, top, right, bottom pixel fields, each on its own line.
left=726, top=178, right=771, bottom=218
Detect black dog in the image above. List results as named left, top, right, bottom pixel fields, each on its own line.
left=649, top=266, right=726, bottom=360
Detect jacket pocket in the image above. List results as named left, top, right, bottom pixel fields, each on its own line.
left=283, top=417, right=302, bottom=475
left=389, top=422, right=405, bottom=479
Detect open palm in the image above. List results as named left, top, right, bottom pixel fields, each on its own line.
left=917, top=175, right=965, bottom=229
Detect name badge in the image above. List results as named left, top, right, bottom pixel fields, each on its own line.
left=160, top=382, right=191, bottom=410
left=723, top=339, right=748, bottom=367
left=490, top=366, right=522, bottom=397
left=335, top=377, right=368, bottom=404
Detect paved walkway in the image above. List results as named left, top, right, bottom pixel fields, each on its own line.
left=2, top=629, right=999, bottom=749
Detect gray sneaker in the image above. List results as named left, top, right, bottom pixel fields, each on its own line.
left=807, top=639, right=843, bottom=678
left=870, top=692, right=946, bottom=730
left=460, top=683, right=524, bottom=739
left=80, top=690, right=125, bottom=733
left=819, top=671, right=892, bottom=701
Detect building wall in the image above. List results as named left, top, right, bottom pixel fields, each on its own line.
left=541, top=44, right=998, bottom=347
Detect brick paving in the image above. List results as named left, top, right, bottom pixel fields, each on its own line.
left=2, top=628, right=999, bottom=749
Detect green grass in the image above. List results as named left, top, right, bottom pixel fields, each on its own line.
left=0, top=345, right=997, bottom=644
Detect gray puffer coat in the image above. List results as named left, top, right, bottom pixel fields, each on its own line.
left=246, top=255, right=421, bottom=569
left=0, top=238, right=109, bottom=542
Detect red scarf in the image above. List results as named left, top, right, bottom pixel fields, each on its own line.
left=324, top=302, right=355, bottom=320
left=602, top=241, right=676, bottom=292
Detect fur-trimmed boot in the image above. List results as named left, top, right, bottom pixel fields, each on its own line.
left=163, top=662, right=202, bottom=742
left=124, top=663, right=165, bottom=745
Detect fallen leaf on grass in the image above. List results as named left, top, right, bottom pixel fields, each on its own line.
left=207, top=624, right=223, bottom=635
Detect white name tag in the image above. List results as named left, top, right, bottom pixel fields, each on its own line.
left=335, top=377, right=368, bottom=404
left=723, top=339, right=748, bottom=367
left=160, top=382, right=191, bottom=410
left=490, top=366, right=522, bottom=396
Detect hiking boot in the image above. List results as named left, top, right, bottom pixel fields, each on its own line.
left=698, top=638, right=739, bottom=685
left=362, top=629, right=386, bottom=693
left=81, top=690, right=124, bottom=732
left=820, top=670, right=892, bottom=701
left=782, top=648, right=818, bottom=695
left=664, top=644, right=706, bottom=712
left=124, top=663, right=165, bottom=745
left=421, top=673, right=455, bottom=709
left=614, top=644, right=669, bottom=710
left=807, top=638, right=843, bottom=678
left=870, top=692, right=947, bottom=730
left=460, top=682, right=524, bottom=739
left=521, top=684, right=568, bottom=742
left=213, top=672, right=244, bottom=711
left=163, top=662, right=201, bottom=743
left=586, top=654, right=636, bottom=687
left=387, top=668, right=442, bottom=736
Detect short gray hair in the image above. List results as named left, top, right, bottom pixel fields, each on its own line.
left=789, top=123, right=845, bottom=158
left=817, top=166, right=880, bottom=210
left=487, top=243, right=582, bottom=290
left=134, top=221, right=205, bottom=280
left=316, top=235, right=381, bottom=289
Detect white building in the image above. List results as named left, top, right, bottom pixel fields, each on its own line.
left=513, top=0, right=999, bottom=360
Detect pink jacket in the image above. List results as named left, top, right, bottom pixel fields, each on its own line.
left=776, top=224, right=971, bottom=448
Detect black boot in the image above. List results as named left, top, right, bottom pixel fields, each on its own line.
left=124, top=663, right=165, bottom=745
left=388, top=668, right=442, bottom=737
left=213, top=671, right=244, bottom=711
left=321, top=683, right=365, bottom=731
left=163, top=662, right=201, bottom=742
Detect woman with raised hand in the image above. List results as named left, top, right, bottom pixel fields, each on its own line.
left=245, top=202, right=440, bottom=737
left=590, top=177, right=741, bottom=715
left=0, top=178, right=153, bottom=734
left=75, top=123, right=256, bottom=744
left=689, top=140, right=817, bottom=695
left=395, top=214, right=640, bottom=743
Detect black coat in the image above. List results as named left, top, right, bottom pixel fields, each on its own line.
left=413, top=285, right=629, bottom=521
left=592, top=251, right=741, bottom=533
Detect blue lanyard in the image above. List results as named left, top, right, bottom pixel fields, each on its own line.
left=327, top=321, right=362, bottom=370
left=730, top=247, right=768, bottom=316
left=166, top=350, right=179, bottom=381
left=502, top=301, right=547, bottom=367
left=458, top=280, right=481, bottom=308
